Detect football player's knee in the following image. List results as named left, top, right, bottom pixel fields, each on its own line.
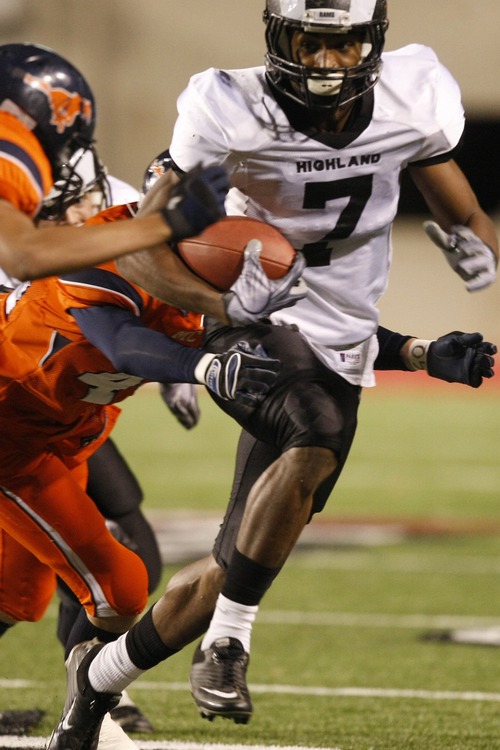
left=108, top=545, right=150, bottom=617
left=111, top=510, right=162, bottom=594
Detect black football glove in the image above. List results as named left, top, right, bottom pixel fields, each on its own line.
left=159, top=165, right=229, bottom=243
left=195, top=340, right=280, bottom=406
left=427, top=331, right=496, bottom=388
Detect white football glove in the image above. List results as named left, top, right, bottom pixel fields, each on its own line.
left=159, top=382, right=200, bottom=429
left=222, top=239, right=307, bottom=326
left=423, top=221, right=497, bottom=292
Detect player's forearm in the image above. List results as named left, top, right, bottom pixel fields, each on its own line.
left=116, top=247, right=230, bottom=324
left=374, top=326, right=413, bottom=370
left=0, top=202, right=173, bottom=281
left=463, top=209, right=499, bottom=260
left=409, top=161, right=499, bottom=259
left=118, top=169, right=230, bottom=322
left=72, top=305, right=204, bottom=383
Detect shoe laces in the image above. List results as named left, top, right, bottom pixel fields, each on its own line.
left=211, top=641, right=248, bottom=688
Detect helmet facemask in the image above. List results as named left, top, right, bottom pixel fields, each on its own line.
left=264, top=3, right=388, bottom=111
left=38, top=139, right=110, bottom=222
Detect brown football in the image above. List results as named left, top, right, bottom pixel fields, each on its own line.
left=176, top=215, right=296, bottom=291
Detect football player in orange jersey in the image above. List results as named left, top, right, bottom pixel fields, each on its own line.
left=0, top=186, right=284, bottom=743
left=0, top=43, right=305, bottom=319
left=0, top=42, right=306, bottom=745
left=0, top=43, right=234, bottom=287
left=49, top=154, right=198, bottom=737
left=0, top=141, right=257, bottom=744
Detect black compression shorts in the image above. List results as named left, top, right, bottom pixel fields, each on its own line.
left=202, top=320, right=361, bottom=567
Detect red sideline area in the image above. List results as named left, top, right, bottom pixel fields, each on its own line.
left=306, top=515, right=500, bottom=541
left=305, top=368, right=499, bottom=544
left=372, top=369, right=500, bottom=395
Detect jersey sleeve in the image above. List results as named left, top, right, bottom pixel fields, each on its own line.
left=170, top=69, right=230, bottom=171
left=57, top=264, right=145, bottom=316
left=56, top=206, right=147, bottom=315
left=412, top=53, right=464, bottom=164
left=382, top=45, right=465, bottom=167
left=71, top=305, right=203, bottom=383
left=0, top=112, right=53, bottom=217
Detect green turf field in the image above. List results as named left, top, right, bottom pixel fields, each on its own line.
left=2, top=378, right=500, bottom=750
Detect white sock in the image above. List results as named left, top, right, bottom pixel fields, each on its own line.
left=201, top=593, right=258, bottom=654
left=88, top=633, right=145, bottom=694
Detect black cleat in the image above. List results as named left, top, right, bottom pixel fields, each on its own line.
left=420, top=628, right=500, bottom=646
left=47, top=639, right=122, bottom=750
left=190, top=637, right=252, bottom=724
left=420, top=630, right=455, bottom=643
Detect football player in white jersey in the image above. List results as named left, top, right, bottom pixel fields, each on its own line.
left=48, top=1, right=498, bottom=745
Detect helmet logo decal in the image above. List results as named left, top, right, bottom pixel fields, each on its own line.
left=149, top=159, right=166, bottom=180
left=24, top=72, right=92, bottom=134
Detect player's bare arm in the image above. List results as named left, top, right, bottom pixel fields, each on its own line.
left=0, top=198, right=174, bottom=282
left=116, top=170, right=306, bottom=325
left=118, top=243, right=231, bottom=323
left=410, top=159, right=498, bottom=291
left=0, top=161, right=232, bottom=282
left=116, top=171, right=231, bottom=323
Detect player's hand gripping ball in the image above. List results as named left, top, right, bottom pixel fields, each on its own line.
left=176, top=215, right=296, bottom=291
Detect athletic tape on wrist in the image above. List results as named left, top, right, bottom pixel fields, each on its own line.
left=407, top=339, right=432, bottom=371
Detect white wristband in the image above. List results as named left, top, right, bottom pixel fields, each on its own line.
left=194, top=352, right=216, bottom=384
left=407, top=339, right=433, bottom=371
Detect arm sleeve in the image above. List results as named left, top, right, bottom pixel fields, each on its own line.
left=374, top=326, right=414, bottom=371
left=71, top=305, right=204, bottom=384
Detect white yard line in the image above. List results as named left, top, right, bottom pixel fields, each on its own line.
left=290, top=550, right=500, bottom=575
left=0, top=740, right=341, bottom=750
left=35, top=606, right=500, bottom=629
left=3, top=679, right=500, bottom=749
left=3, top=679, right=500, bottom=704
left=120, top=681, right=500, bottom=703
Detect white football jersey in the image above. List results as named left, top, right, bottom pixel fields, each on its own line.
left=170, top=45, right=464, bottom=386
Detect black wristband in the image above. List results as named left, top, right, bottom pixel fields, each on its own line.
left=374, top=327, right=414, bottom=371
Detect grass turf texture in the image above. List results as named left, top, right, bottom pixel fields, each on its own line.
left=1, top=378, right=499, bottom=750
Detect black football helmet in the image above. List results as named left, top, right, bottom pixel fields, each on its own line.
left=0, top=42, right=103, bottom=219
left=141, top=149, right=173, bottom=195
left=263, top=0, right=388, bottom=110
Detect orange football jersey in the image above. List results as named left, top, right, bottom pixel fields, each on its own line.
left=0, top=203, right=203, bottom=465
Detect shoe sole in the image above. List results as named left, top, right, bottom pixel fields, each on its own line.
left=194, top=700, right=251, bottom=725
